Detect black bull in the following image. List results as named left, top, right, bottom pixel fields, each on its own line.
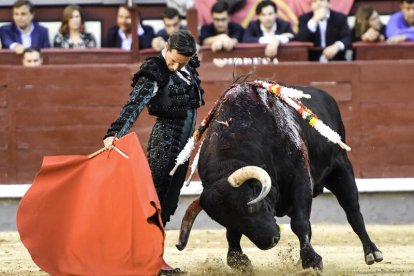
left=176, top=83, right=383, bottom=270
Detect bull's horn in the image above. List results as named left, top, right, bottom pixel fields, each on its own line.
left=176, top=197, right=202, bottom=251
left=227, top=166, right=271, bottom=205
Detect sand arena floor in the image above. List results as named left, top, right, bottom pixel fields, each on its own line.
left=1, top=224, right=413, bottom=275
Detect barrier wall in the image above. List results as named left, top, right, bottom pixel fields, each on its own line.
left=1, top=59, right=413, bottom=184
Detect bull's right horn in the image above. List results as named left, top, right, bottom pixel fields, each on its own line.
left=227, top=166, right=271, bottom=205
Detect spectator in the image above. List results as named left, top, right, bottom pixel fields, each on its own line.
left=296, top=0, right=351, bottom=62
left=105, top=5, right=155, bottom=50
left=53, top=5, right=97, bottom=48
left=242, top=1, right=294, bottom=58
left=352, top=6, right=385, bottom=42
left=200, top=1, right=244, bottom=52
left=386, top=0, right=414, bottom=43
left=22, top=47, right=42, bottom=66
left=0, top=0, right=50, bottom=54
left=152, top=7, right=185, bottom=52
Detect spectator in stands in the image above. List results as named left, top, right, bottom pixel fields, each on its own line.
left=352, top=6, right=386, bottom=42
left=296, top=0, right=352, bottom=62
left=152, top=7, right=185, bottom=52
left=242, top=1, right=294, bottom=58
left=386, top=0, right=414, bottom=43
left=200, top=1, right=244, bottom=52
left=0, top=0, right=50, bottom=54
left=53, top=5, right=97, bottom=48
left=22, top=47, right=42, bottom=66
left=105, top=5, right=155, bottom=50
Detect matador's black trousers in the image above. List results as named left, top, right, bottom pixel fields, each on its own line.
left=147, top=109, right=196, bottom=226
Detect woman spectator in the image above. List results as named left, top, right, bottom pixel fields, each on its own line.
left=352, top=6, right=386, bottom=42
left=54, top=5, right=97, bottom=48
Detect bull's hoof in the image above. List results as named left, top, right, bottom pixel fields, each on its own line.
left=365, top=250, right=383, bottom=265
left=300, top=248, right=323, bottom=271
left=227, top=250, right=253, bottom=273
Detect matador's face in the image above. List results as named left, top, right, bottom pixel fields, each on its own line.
left=164, top=48, right=191, bottom=72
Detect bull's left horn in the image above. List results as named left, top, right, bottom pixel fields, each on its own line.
left=227, top=166, right=271, bottom=205
left=176, top=197, right=202, bottom=251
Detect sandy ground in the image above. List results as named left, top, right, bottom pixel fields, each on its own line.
left=1, top=224, right=414, bottom=275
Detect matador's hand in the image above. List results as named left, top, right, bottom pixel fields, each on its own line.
left=103, top=136, right=117, bottom=149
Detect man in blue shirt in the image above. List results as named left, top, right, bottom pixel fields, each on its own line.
left=200, top=2, right=244, bottom=52
left=386, top=0, right=414, bottom=43
left=0, top=0, right=50, bottom=54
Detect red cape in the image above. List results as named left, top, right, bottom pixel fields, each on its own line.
left=17, top=133, right=164, bottom=276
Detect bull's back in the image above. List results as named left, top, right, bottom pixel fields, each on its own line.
left=291, top=86, right=350, bottom=187
left=295, top=86, right=345, bottom=137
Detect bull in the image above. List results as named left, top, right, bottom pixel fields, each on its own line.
left=175, top=81, right=383, bottom=271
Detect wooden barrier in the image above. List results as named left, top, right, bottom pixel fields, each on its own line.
left=5, top=41, right=413, bottom=67
left=0, top=42, right=312, bottom=66
left=139, top=42, right=313, bottom=62
left=353, top=42, right=414, bottom=60
left=199, top=42, right=313, bottom=62
left=1, top=60, right=414, bottom=184
left=0, top=49, right=135, bottom=65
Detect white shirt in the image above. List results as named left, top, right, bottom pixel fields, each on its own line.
left=118, top=25, right=145, bottom=51
left=118, top=28, right=132, bottom=50
left=307, top=11, right=344, bottom=50
left=10, top=23, right=34, bottom=50
left=258, top=22, right=289, bottom=44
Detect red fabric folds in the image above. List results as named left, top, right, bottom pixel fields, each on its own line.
left=17, top=133, right=164, bottom=276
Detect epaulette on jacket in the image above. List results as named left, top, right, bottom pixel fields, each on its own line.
left=131, top=56, right=170, bottom=88
left=188, top=54, right=200, bottom=69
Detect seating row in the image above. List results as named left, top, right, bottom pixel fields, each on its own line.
left=2, top=41, right=414, bottom=65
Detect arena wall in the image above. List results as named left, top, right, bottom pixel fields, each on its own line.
left=1, top=60, right=414, bottom=184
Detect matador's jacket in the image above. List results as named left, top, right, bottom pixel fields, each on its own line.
left=105, top=54, right=204, bottom=225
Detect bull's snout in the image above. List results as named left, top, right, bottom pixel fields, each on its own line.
left=272, top=235, right=280, bottom=246
left=255, top=233, right=280, bottom=250
left=252, top=223, right=281, bottom=250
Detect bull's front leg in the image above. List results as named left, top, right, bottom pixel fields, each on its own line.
left=226, top=229, right=253, bottom=273
left=290, top=177, right=323, bottom=270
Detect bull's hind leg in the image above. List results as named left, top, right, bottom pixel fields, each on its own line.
left=325, top=158, right=383, bottom=265
left=226, top=229, right=253, bottom=273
